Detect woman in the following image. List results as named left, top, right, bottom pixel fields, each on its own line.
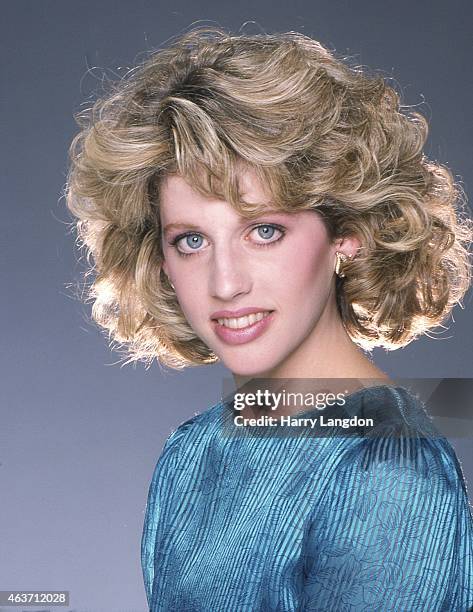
left=66, top=26, right=473, bottom=611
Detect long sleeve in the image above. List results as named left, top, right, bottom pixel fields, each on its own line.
left=141, top=414, right=200, bottom=608
left=141, top=434, right=176, bottom=607
left=300, top=434, right=473, bottom=611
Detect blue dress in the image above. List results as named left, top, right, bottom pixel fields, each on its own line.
left=141, top=384, right=473, bottom=611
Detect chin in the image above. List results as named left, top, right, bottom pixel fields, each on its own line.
left=219, top=351, right=281, bottom=379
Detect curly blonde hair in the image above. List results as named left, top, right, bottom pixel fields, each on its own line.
left=65, top=25, right=472, bottom=369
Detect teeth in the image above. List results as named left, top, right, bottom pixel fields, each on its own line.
left=217, top=311, right=271, bottom=329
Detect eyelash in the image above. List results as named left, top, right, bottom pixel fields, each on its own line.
left=169, top=223, right=286, bottom=258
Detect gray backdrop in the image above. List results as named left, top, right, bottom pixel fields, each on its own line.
left=2, top=1, right=472, bottom=611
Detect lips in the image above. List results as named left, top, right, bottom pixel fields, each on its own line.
left=212, top=310, right=275, bottom=346
left=210, top=306, right=273, bottom=320
left=216, top=311, right=271, bottom=328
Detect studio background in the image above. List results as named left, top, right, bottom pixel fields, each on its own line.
left=2, top=1, right=472, bottom=610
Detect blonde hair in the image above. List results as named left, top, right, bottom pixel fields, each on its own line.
left=65, top=26, right=472, bottom=369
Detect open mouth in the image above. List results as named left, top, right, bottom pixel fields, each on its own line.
left=211, top=310, right=276, bottom=346
left=214, top=310, right=273, bottom=330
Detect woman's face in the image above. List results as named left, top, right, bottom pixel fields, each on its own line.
left=160, top=170, right=342, bottom=378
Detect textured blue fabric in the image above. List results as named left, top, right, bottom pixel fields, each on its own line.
left=141, top=385, right=473, bottom=611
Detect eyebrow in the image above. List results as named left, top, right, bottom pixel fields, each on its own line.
left=162, top=222, right=202, bottom=235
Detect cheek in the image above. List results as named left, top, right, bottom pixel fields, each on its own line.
left=171, top=269, right=207, bottom=321
left=278, top=238, right=333, bottom=295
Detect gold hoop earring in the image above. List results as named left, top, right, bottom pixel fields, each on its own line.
left=335, top=252, right=352, bottom=278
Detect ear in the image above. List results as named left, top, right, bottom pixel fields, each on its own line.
left=333, top=235, right=361, bottom=258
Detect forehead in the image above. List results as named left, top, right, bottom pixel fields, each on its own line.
left=159, top=170, right=271, bottom=213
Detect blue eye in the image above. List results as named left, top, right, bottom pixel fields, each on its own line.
left=170, top=233, right=208, bottom=257
left=184, top=235, right=203, bottom=249
left=251, top=224, right=284, bottom=245
left=256, top=225, right=276, bottom=240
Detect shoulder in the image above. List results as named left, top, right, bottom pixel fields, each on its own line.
left=310, top=386, right=472, bottom=542
left=332, top=385, right=468, bottom=502
left=159, top=399, right=224, bottom=456
left=146, top=399, right=223, bottom=487
left=302, top=386, right=473, bottom=612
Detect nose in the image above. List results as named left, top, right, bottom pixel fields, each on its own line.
left=209, top=243, right=252, bottom=301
